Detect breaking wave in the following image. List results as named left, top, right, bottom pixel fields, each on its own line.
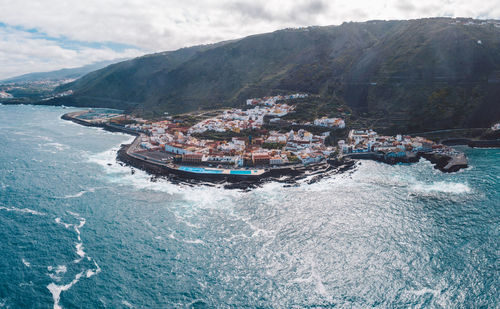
left=58, top=188, right=96, bottom=199
left=86, top=142, right=244, bottom=207
left=45, top=143, right=69, bottom=151
left=411, top=181, right=471, bottom=194
left=22, top=259, right=31, bottom=267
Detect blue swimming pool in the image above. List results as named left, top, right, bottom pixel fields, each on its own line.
left=178, top=166, right=223, bottom=174
left=178, top=166, right=255, bottom=175
left=229, top=170, right=252, bottom=175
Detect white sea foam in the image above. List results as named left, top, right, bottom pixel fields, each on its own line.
left=47, top=271, right=84, bottom=309
left=75, top=243, right=85, bottom=259
left=60, top=188, right=96, bottom=199
left=0, top=206, right=45, bottom=216
left=22, top=258, right=30, bottom=267
left=223, top=233, right=250, bottom=242
left=171, top=212, right=202, bottom=229
left=228, top=210, right=275, bottom=238
left=56, top=265, right=67, bottom=275
left=121, top=300, right=133, bottom=308
left=55, top=214, right=87, bottom=262
left=36, top=135, right=54, bottom=142
left=412, top=181, right=471, bottom=194
left=85, top=260, right=101, bottom=278
left=65, top=191, right=87, bottom=198
left=49, top=274, right=62, bottom=281
left=408, top=287, right=441, bottom=296
left=183, top=239, right=205, bottom=245
left=86, top=140, right=248, bottom=207
left=292, top=257, right=330, bottom=300
left=48, top=212, right=101, bottom=309
left=47, top=265, right=67, bottom=282
left=167, top=232, right=205, bottom=245
left=55, top=218, right=72, bottom=229
left=45, top=142, right=69, bottom=151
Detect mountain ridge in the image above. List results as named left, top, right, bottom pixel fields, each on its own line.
left=1, top=59, right=128, bottom=84
left=47, top=18, right=500, bottom=133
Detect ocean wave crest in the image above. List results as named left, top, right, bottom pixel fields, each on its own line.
left=411, top=181, right=471, bottom=194
left=0, top=206, right=45, bottom=216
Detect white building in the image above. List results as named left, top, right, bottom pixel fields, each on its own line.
left=165, top=144, right=189, bottom=154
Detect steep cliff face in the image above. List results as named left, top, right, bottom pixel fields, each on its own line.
left=51, top=18, right=500, bottom=132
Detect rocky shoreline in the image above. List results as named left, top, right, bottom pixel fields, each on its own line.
left=343, top=151, right=467, bottom=173
left=62, top=111, right=474, bottom=189
left=116, top=140, right=357, bottom=189
left=61, top=112, right=356, bottom=188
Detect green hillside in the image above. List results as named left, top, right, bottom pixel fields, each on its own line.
left=49, top=18, right=500, bottom=133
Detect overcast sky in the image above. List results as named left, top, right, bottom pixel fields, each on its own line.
left=1, top=0, right=499, bottom=79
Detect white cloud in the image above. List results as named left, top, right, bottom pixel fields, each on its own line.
left=0, top=27, right=143, bottom=79
left=0, top=0, right=499, bottom=79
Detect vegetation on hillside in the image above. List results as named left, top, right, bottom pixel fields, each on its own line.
left=46, top=18, right=500, bottom=134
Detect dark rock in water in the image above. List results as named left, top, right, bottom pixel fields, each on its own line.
left=224, top=181, right=259, bottom=191
left=131, top=169, right=135, bottom=175
left=307, top=175, right=323, bottom=184
left=420, top=152, right=468, bottom=173
left=107, top=163, right=112, bottom=166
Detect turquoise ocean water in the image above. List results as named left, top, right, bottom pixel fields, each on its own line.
left=0, top=105, right=498, bottom=308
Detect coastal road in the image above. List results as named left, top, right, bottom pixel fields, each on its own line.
left=408, top=128, right=488, bottom=136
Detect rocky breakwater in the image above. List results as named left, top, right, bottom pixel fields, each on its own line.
left=61, top=111, right=99, bottom=127
left=421, top=151, right=468, bottom=173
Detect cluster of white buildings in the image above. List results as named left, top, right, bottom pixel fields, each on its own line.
left=125, top=114, right=335, bottom=166
left=453, top=19, right=500, bottom=28
left=313, top=117, right=345, bottom=128
left=41, top=90, right=74, bottom=101
left=284, top=129, right=335, bottom=164
left=121, top=93, right=345, bottom=166
left=260, top=129, right=335, bottom=163
left=338, top=129, right=435, bottom=157
left=189, top=96, right=296, bottom=134
left=131, top=120, right=334, bottom=166
left=246, top=93, right=308, bottom=106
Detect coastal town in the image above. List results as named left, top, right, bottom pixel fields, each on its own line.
left=114, top=94, right=343, bottom=167
left=62, top=93, right=470, bottom=181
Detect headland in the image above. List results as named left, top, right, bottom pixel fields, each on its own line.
left=60, top=94, right=489, bottom=187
